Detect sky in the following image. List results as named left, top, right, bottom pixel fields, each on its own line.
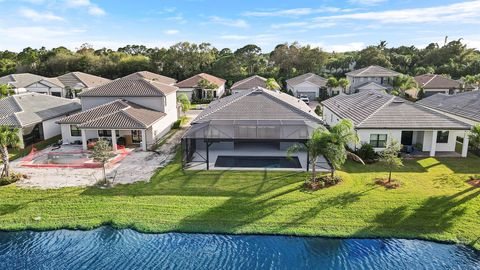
left=0, top=0, right=479, bottom=52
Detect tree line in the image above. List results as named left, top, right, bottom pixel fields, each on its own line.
left=1, top=39, right=480, bottom=87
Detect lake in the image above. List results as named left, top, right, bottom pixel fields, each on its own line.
left=0, top=227, right=478, bottom=269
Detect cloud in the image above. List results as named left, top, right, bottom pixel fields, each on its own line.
left=313, top=1, right=480, bottom=24
left=65, top=0, right=105, bottom=16
left=164, top=29, right=179, bottom=35
left=243, top=7, right=355, bottom=17
left=219, top=34, right=280, bottom=46
left=271, top=21, right=336, bottom=29
left=0, top=26, right=84, bottom=41
left=307, top=41, right=366, bottom=52
left=19, top=8, right=64, bottom=21
left=208, top=16, right=249, bottom=28
left=348, top=0, right=387, bottom=6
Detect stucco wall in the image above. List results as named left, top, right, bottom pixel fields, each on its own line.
left=81, top=96, right=166, bottom=111
left=42, top=116, right=63, bottom=140
left=323, top=107, right=342, bottom=126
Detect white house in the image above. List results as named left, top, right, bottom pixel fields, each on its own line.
left=286, top=73, right=328, bottom=99
left=24, top=77, right=65, bottom=97
left=0, top=73, right=45, bottom=94
left=57, top=73, right=179, bottom=151
left=175, top=73, right=226, bottom=101
left=0, top=93, right=81, bottom=148
left=345, top=65, right=401, bottom=94
left=230, top=75, right=267, bottom=94
left=322, top=90, right=471, bottom=157
left=414, top=74, right=462, bottom=97
left=56, top=72, right=111, bottom=97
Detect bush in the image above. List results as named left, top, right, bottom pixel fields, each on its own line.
left=0, top=172, right=26, bottom=186
left=172, top=120, right=181, bottom=129
left=304, top=175, right=342, bottom=190
left=357, top=143, right=377, bottom=163
left=314, top=105, right=322, bottom=116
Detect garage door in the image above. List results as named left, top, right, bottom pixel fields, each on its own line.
left=297, top=92, right=316, bottom=100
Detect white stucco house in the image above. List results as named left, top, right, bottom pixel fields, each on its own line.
left=230, top=75, right=267, bottom=94
left=175, top=73, right=226, bottom=101
left=322, top=90, right=471, bottom=157
left=286, top=73, right=328, bottom=99
left=0, top=93, right=81, bottom=148
left=57, top=73, right=179, bottom=151
left=0, top=73, right=45, bottom=95
left=346, top=65, right=401, bottom=94
left=414, top=74, right=462, bottom=97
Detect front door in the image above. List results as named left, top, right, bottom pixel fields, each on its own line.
left=401, top=131, right=413, bottom=146
left=131, top=130, right=142, bottom=143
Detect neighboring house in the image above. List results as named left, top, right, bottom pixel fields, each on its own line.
left=24, top=77, right=65, bottom=97
left=417, top=91, right=480, bottom=126
left=57, top=74, right=179, bottom=151
left=175, top=73, right=226, bottom=100
left=322, top=90, right=471, bottom=157
left=230, top=75, right=267, bottom=94
left=122, top=71, right=177, bottom=85
left=414, top=74, right=462, bottom=97
left=345, top=65, right=401, bottom=94
left=286, top=73, right=328, bottom=99
left=0, top=93, right=81, bottom=148
left=182, top=87, right=326, bottom=171
left=57, top=72, right=111, bottom=97
left=0, top=73, right=45, bottom=94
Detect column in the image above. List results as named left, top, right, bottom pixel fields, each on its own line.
left=81, top=129, right=87, bottom=150
left=141, top=129, right=147, bottom=151
left=430, top=130, right=437, bottom=157
left=462, top=131, right=469, bottom=158
left=111, top=129, right=117, bottom=152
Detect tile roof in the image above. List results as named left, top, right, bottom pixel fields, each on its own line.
left=286, top=73, right=327, bottom=87
left=322, top=90, right=470, bottom=130
left=0, top=93, right=81, bottom=127
left=41, top=77, right=65, bottom=88
left=57, top=72, right=111, bottom=89
left=346, top=65, right=401, bottom=77
left=417, top=91, right=480, bottom=122
left=231, top=75, right=267, bottom=90
left=356, top=81, right=388, bottom=90
left=414, top=74, right=461, bottom=89
left=175, top=73, right=226, bottom=88
left=193, top=87, right=322, bottom=123
left=78, top=78, right=178, bottom=97
left=57, top=99, right=165, bottom=129
left=0, top=73, right=45, bottom=88
left=122, top=71, right=176, bottom=85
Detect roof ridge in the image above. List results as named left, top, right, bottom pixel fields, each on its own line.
left=261, top=89, right=322, bottom=122
left=196, top=89, right=254, bottom=121
left=423, top=74, right=437, bottom=87
left=118, top=108, right=148, bottom=128
left=60, top=99, right=126, bottom=122
left=78, top=103, right=131, bottom=128
left=357, top=94, right=395, bottom=127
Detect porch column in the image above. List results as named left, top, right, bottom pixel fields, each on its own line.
left=462, top=131, right=469, bottom=158
left=206, top=140, right=210, bottom=170
left=111, top=129, right=117, bottom=152
left=430, top=130, right=437, bottom=157
left=81, top=129, right=87, bottom=150
left=141, top=129, right=147, bottom=151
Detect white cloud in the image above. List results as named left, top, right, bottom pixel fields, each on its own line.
left=348, top=0, right=387, bottom=6
left=209, top=16, right=249, bottom=28
left=19, top=8, right=64, bottom=21
left=307, top=41, right=366, bottom=52
left=243, top=7, right=355, bottom=17
left=219, top=34, right=280, bottom=46
left=65, top=0, right=105, bottom=16
left=271, top=21, right=337, bottom=29
left=164, top=29, right=179, bottom=35
left=0, top=26, right=84, bottom=41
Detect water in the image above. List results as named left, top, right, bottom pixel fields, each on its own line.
left=215, top=156, right=302, bottom=168
left=0, top=227, right=478, bottom=270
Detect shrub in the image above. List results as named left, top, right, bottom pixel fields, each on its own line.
left=357, top=143, right=377, bottom=163
left=314, top=105, right=322, bottom=116
left=172, top=120, right=181, bottom=129
left=0, top=172, right=26, bottom=186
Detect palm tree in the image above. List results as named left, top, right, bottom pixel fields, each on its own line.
left=378, top=139, right=403, bottom=183
left=469, top=125, right=480, bottom=153
left=326, top=77, right=339, bottom=96
left=0, top=84, right=14, bottom=99
left=265, top=78, right=280, bottom=90
left=288, top=119, right=363, bottom=181
left=0, top=126, right=21, bottom=178
left=338, top=78, right=349, bottom=94
left=393, top=75, right=418, bottom=97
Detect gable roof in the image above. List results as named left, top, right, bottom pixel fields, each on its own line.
left=356, top=81, right=388, bottom=90
left=346, top=65, right=401, bottom=77
left=193, top=87, right=322, bottom=123
left=414, top=74, right=461, bottom=89
left=322, top=90, right=470, bottom=130
left=0, top=93, right=81, bottom=127
left=57, top=99, right=166, bottom=129
left=286, top=73, right=327, bottom=87
left=175, top=73, right=226, bottom=88
left=78, top=78, right=178, bottom=97
left=57, top=72, right=111, bottom=89
left=231, top=75, right=267, bottom=90
left=0, top=73, right=45, bottom=88
left=417, top=91, right=480, bottom=123
left=122, top=71, right=176, bottom=85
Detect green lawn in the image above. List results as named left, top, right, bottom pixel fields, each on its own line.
left=0, top=151, right=479, bottom=250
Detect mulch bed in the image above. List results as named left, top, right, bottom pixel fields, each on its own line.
left=375, top=178, right=401, bottom=189
left=467, top=179, right=480, bottom=187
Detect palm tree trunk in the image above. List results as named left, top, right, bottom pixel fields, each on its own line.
left=1, top=146, right=10, bottom=178
left=102, top=163, right=106, bottom=184
left=311, top=156, right=317, bottom=181
left=388, top=170, right=392, bottom=183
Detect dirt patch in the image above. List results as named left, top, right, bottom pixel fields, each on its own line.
left=467, top=178, right=480, bottom=187
left=375, top=178, right=401, bottom=189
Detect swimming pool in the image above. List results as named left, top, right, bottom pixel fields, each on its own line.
left=215, top=155, right=302, bottom=168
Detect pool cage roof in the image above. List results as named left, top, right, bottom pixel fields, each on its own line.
left=183, top=119, right=323, bottom=140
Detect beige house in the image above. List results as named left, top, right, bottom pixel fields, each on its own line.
left=230, top=75, right=267, bottom=94
left=346, top=65, right=401, bottom=94
left=175, top=73, right=226, bottom=101
left=286, top=73, right=328, bottom=99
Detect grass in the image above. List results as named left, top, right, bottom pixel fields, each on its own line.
left=0, top=150, right=479, bottom=250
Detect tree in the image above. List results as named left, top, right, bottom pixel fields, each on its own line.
left=393, top=74, right=418, bottom=97
left=0, top=84, right=14, bottom=99
left=469, top=125, right=480, bottom=152
left=91, top=139, right=114, bottom=184
left=378, top=139, right=403, bottom=183
left=355, top=46, right=392, bottom=69
left=0, top=126, right=20, bottom=178
left=338, top=78, right=349, bottom=93
left=197, top=79, right=218, bottom=100
left=177, top=93, right=191, bottom=115
left=265, top=78, right=280, bottom=90
left=326, top=77, right=339, bottom=95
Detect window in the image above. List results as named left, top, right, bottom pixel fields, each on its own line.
left=70, top=125, right=81, bottom=137
left=370, top=134, right=388, bottom=148
left=436, top=131, right=449, bottom=143
left=98, top=130, right=119, bottom=137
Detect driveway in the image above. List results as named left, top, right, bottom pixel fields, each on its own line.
left=308, top=100, right=320, bottom=110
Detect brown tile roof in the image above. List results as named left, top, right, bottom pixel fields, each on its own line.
left=231, top=75, right=267, bottom=90
left=417, top=91, right=480, bottom=122
left=78, top=78, right=178, bottom=97
left=286, top=73, right=327, bottom=87
left=414, top=74, right=461, bottom=89
left=57, top=72, right=111, bottom=89
left=175, top=73, right=226, bottom=88
left=346, top=65, right=401, bottom=77
left=122, top=71, right=176, bottom=85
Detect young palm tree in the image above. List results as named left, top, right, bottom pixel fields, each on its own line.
left=469, top=125, right=480, bottom=152
left=393, top=75, right=418, bottom=97
left=0, top=84, right=14, bottom=99
left=338, top=78, right=349, bottom=94
left=265, top=78, right=280, bottom=90
left=326, top=77, right=339, bottom=95
left=0, top=126, right=21, bottom=178
left=378, top=139, right=403, bottom=183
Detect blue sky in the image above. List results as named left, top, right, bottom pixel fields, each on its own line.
left=0, top=0, right=479, bottom=52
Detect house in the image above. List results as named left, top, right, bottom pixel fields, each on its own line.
left=23, top=77, right=65, bottom=97
left=57, top=74, right=179, bottom=151
left=417, top=91, right=480, bottom=126
left=322, top=90, right=471, bottom=157
left=182, top=87, right=327, bottom=171
left=230, top=75, right=267, bottom=94
left=0, top=93, right=81, bottom=148
left=122, top=71, right=177, bottom=85
left=286, top=73, right=328, bottom=99
left=345, top=65, right=401, bottom=94
left=56, top=72, right=111, bottom=97
left=175, top=73, right=226, bottom=101
left=0, top=73, right=45, bottom=94
left=414, top=74, right=462, bottom=97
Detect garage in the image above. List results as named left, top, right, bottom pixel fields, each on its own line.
left=297, top=92, right=316, bottom=100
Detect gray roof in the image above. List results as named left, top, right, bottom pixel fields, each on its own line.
left=414, top=74, right=461, bottom=89
left=57, top=72, right=111, bottom=89
left=122, top=71, right=176, bottom=85
left=322, top=91, right=470, bottom=130
left=231, top=75, right=267, bottom=90
left=0, top=73, right=45, bottom=88
left=346, top=65, right=401, bottom=77
left=78, top=78, right=178, bottom=97
left=417, top=91, right=480, bottom=123
left=193, top=87, right=322, bottom=123
left=57, top=99, right=166, bottom=129
left=286, top=73, right=327, bottom=87
left=0, top=93, right=81, bottom=127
